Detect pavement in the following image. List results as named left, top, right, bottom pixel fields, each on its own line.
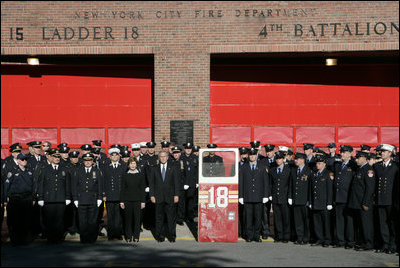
left=1, top=221, right=399, bottom=267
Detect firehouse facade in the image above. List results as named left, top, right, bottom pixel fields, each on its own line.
left=1, top=1, right=399, bottom=156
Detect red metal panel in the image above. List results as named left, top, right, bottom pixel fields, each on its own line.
left=296, top=127, right=335, bottom=144
left=212, top=127, right=251, bottom=145
left=1, top=149, right=9, bottom=159
left=1, top=128, right=9, bottom=145
left=338, top=127, right=378, bottom=144
left=12, top=128, right=57, bottom=144
left=210, top=81, right=399, bottom=127
left=1, top=74, right=152, bottom=128
left=254, top=127, right=293, bottom=144
left=108, top=128, right=151, bottom=145
left=60, top=128, right=105, bottom=144
left=381, top=127, right=399, bottom=144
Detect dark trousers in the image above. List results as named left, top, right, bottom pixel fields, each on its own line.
left=177, top=190, right=186, bottom=221
left=65, top=203, right=79, bottom=234
left=155, top=202, right=176, bottom=239
left=78, top=204, right=99, bottom=243
left=185, top=192, right=197, bottom=222
left=378, top=206, right=396, bottom=250
left=262, top=201, right=271, bottom=237
left=106, top=201, right=123, bottom=239
left=353, top=208, right=374, bottom=248
left=335, top=203, right=354, bottom=246
left=312, top=209, right=331, bottom=245
left=97, top=202, right=105, bottom=234
left=43, top=203, right=66, bottom=243
left=31, top=203, right=42, bottom=237
left=143, top=193, right=155, bottom=229
left=7, top=195, right=33, bottom=245
left=244, top=202, right=263, bottom=240
left=124, top=201, right=141, bottom=240
left=273, top=203, right=291, bottom=241
left=293, top=205, right=310, bottom=242
left=238, top=203, right=245, bottom=238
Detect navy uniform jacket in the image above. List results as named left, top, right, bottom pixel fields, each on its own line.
left=101, top=162, right=127, bottom=202
left=306, top=156, right=317, bottom=172
left=27, top=154, right=46, bottom=171
left=182, top=154, right=199, bottom=197
left=33, top=160, right=52, bottom=199
left=202, top=155, right=225, bottom=177
left=375, top=160, right=399, bottom=206
left=326, top=154, right=341, bottom=172
left=239, top=161, right=269, bottom=203
left=71, top=166, right=104, bottom=205
left=269, top=164, right=291, bottom=204
left=333, top=160, right=357, bottom=204
left=348, top=164, right=375, bottom=209
left=310, top=168, right=333, bottom=210
left=3, top=157, right=20, bottom=174
left=4, top=167, right=35, bottom=197
left=37, top=164, right=71, bottom=202
left=149, top=163, right=180, bottom=204
left=288, top=165, right=311, bottom=206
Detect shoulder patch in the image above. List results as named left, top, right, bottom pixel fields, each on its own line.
left=367, top=170, right=374, bottom=178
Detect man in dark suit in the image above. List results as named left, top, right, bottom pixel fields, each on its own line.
left=333, top=145, right=357, bottom=249
left=239, top=148, right=269, bottom=242
left=289, top=152, right=311, bottom=245
left=71, top=153, right=104, bottom=243
left=374, top=144, right=399, bottom=254
left=101, top=147, right=127, bottom=240
left=304, top=143, right=317, bottom=172
left=262, top=144, right=276, bottom=239
left=37, top=149, right=71, bottom=243
left=149, top=151, right=180, bottom=242
left=310, top=154, right=333, bottom=247
left=269, top=151, right=292, bottom=243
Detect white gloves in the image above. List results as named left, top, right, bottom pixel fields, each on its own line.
left=288, top=198, right=293, bottom=205
left=262, top=198, right=269, bottom=204
left=184, top=185, right=189, bottom=190
left=239, top=198, right=244, bottom=205
left=269, top=196, right=272, bottom=201
left=38, top=200, right=44, bottom=207
left=74, top=201, right=79, bottom=208
left=65, top=199, right=71, bottom=206
left=327, top=205, right=333, bottom=211
left=97, top=200, right=102, bottom=207
left=145, top=187, right=150, bottom=193
left=196, top=184, right=199, bottom=188
left=308, top=203, right=312, bottom=209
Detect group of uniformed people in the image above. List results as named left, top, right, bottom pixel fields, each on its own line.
left=1, top=140, right=200, bottom=245
left=237, top=141, right=399, bottom=255
left=1, top=139, right=398, bottom=255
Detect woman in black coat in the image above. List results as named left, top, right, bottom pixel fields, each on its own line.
left=120, top=157, right=146, bottom=243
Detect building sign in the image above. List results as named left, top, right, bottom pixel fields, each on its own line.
left=170, top=120, right=194, bottom=147
left=6, top=7, right=398, bottom=41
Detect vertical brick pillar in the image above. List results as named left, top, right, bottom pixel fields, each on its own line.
left=154, top=48, right=210, bottom=147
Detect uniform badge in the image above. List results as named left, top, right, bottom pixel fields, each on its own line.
left=302, top=175, right=308, bottom=181
left=93, top=171, right=97, bottom=179
left=15, top=173, right=19, bottom=177
left=265, top=167, right=269, bottom=173
left=28, top=171, right=32, bottom=175
left=347, top=168, right=352, bottom=172
left=180, top=160, right=184, bottom=170
left=329, top=172, right=334, bottom=180
left=367, top=170, right=374, bottom=178
left=62, top=171, right=66, bottom=177
left=7, top=172, right=12, bottom=178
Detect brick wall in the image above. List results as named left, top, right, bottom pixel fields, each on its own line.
left=1, top=1, right=399, bottom=146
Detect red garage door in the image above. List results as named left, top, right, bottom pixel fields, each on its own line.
left=210, top=81, right=399, bottom=153
left=1, top=65, right=152, bottom=158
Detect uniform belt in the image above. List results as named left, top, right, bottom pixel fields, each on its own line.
left=9, top=192, right=32, bottom=199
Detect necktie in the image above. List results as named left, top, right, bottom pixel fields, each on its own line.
left=162, top=165, right=166, bottom=181
left=341, top=162, right=346, bottom=170
left=55, top=166, right=58, bottom=171
left=297, top=168, right=301, bottom=175
left=278, top=167, right=281, bottom=175
left=86, top=168, right=89, bottom=174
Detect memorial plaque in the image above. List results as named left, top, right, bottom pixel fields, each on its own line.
left=170, top=120, right=193, bottom=146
